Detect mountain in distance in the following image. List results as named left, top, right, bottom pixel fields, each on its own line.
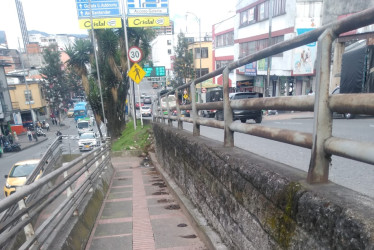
left=28, top=30, right=88, bottom=39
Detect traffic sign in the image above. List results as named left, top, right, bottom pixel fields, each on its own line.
left=128, top=46, right=143, bottom=63
left=76, top=0, right=121, bottom=19
left=183, top=94, right=188, bottom=99
left=128, top=63, right=146, bottom=84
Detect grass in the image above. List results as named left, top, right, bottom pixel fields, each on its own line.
left=111, top=119, right=152, bottom=152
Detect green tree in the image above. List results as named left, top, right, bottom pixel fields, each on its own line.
left=172, top=32, right=194, bottom=88
left=40, top=45, right=69, bottom=117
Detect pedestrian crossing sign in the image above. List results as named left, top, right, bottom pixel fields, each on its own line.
left=128, top=63, right=146, bottom=84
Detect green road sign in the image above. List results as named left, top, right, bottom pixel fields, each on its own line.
left=143, top=66, right=166, bottom=77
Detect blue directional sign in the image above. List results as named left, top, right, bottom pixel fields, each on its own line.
left=76, top=0, right=121, bottom=19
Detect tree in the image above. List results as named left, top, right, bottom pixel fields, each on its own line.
left=172, top=32, right=194, bottom=88
left=40, top=45, right=69, bottom=119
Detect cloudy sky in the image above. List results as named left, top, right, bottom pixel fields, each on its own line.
left=0, top=0, right=236, bottom=49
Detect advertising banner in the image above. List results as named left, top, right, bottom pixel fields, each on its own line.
left=79, top=17, right=122, bottom=29
left=292, top=28, right=317, bottom=75
left=245, top=62, right=257, bottom=76
left=128, top=16, right=170, bottom=27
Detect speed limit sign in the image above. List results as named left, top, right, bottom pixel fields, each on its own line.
left=128, top=46, right=143, bottom=63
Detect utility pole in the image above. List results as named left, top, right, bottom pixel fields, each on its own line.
left=17, top=38, right=34, bottom=128
left=266, top=0, right=273, bottom=97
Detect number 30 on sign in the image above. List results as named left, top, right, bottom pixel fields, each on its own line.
left=128, top=46, right=143, bottom=63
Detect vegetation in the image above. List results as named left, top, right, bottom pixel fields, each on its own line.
left=66, top=26, right=155, bottom=138
left=171, top=32, right=194, bottom=88
left=111, top=119, right=152, bottom=152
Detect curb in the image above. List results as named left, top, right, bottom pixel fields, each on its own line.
left=21, top=137, right=48, bottom=151
left=149, top=152, right=228, bottom=250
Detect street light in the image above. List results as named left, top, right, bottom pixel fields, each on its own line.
left=186, top=12, right=203, bottom=108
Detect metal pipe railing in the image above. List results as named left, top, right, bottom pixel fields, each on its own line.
left=153, top=8, right=374, bottom=184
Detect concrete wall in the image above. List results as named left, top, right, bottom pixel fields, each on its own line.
left=153, top=123, right=374, bottom=249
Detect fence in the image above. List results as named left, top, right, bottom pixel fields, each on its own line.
left=0, top=137, right=111, bottom=249
left=154, top=8, right=374, bottom=184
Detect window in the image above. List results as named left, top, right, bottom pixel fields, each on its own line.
left=167, top=49, right=172, bottom=55
left=195, top=47, right=208, bottom=59
left=216, top=60, right=233, bottom=69
left=216, top=31, right=234, bottom=48
left=167, top=40, right=171, bottom=45
left=24, top=90, right=33, bottom=103
left=273, top=0, right=286, bottom=17
left=240, top=7, right=256, bottom=26
left=195, top=68, right=209, bottom=78
left=239, top=0, right=286, bottom=27
left=239, top=35, right=284, bottom=58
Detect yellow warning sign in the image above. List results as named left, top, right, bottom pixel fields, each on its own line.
left=183, top=94, right=188, bottom=99
left=79, top=18, right=122, bottom=29
left=128, top=63, right=146, bottom=84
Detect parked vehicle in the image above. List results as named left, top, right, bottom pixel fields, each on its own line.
left=215, top=92, right=263, bottom=123
left=152, top=83, right=159, bottom=89
left=4, top=159, right=41, bottom=197
left=78, top=132, right=100, bottom=151
left=3, top=141, right=21, bottom=152
left=202, top=88, right=223, bottom=118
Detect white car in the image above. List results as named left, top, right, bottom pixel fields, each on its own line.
left=78, top=132, right=100, bottom=151
left=140, top=106, right=152, bottom=117
left=77, top=119, right=93, bottom=135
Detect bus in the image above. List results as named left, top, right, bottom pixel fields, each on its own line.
left=73, top=102, right=88, bottom=121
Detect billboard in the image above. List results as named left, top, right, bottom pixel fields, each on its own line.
left=128, top=16, right=170, bottom=27
left=127, top=0, right=169, bottom=16
left=292, top=28, right=317, bottom=75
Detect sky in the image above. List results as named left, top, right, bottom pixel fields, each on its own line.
left=0, top=0, right=236, bottom=50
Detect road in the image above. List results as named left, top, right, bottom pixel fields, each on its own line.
left=178, top=116, right=374, bottom=198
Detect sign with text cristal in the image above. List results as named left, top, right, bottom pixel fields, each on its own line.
left=128, top=16, right=170, bottom=27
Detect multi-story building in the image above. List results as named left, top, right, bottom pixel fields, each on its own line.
left=0, top=59, right=13, bottom=134
left=188, top=38, right=213, bottom=78
left=232, top=0, right=322, bottom=97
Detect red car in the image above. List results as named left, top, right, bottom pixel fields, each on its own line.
left=135, top=102, right=144, bottom=109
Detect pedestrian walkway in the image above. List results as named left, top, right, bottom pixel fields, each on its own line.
left=85, top=156, right=206, bottom=250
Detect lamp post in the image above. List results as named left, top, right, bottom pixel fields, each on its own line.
left=186, top=12, right=203, bottom=109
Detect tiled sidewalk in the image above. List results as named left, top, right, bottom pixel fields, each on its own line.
left=85, top=156, right=206, bottom=250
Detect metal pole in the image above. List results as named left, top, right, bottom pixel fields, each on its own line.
left=223, top=67, right=234, bottom=147
left=17, top=38, right=34, bottom=127
left=88, top=0, right=107, bottom=137
left=122, top=0, right=137, bottom=130
left=137, top=83, right=143, bottom=128
left=266, top=0, right=273, bottom=98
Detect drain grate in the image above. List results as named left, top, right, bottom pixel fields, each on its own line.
left=180, top=234, right=197, bottom=239
left=165, top=204, right=180, bottom=210
left=177, top=223, right=188, bottom=227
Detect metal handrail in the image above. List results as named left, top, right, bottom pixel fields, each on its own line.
left=0, top=142, right=111, bottom=248
left=154, top=8, right=374, bottom=183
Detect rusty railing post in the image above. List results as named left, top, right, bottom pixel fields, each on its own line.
left=175, top=89, right=183, bottom=129
left=191, top=81, right=200, bottom=136
left=308, top=29, right=335, bottom=183
left=223, top=67, right=234, bottom=147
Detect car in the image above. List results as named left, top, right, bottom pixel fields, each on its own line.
left=67, top=108, right=74, bottom=118
left=78, top=132, right=100, bottom=151
left=135, top=101, right=144, bottom=109
left=77, top=119, right=93, bottom=136
left=143, top=96, right=152, bottom=104
left=331, top=86, right=355, bottom=119
left=215, top=92, right=263, bottom=123
left=140, top=106, right=152, bottom=117
left=4, top=159, right=41, bottom=197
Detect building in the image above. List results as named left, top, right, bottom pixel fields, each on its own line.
left=188, top=38, right=213, bottom=78
left=0, top=59, right=13, bottom=134
left=15, top=0, right=29, bottom=52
